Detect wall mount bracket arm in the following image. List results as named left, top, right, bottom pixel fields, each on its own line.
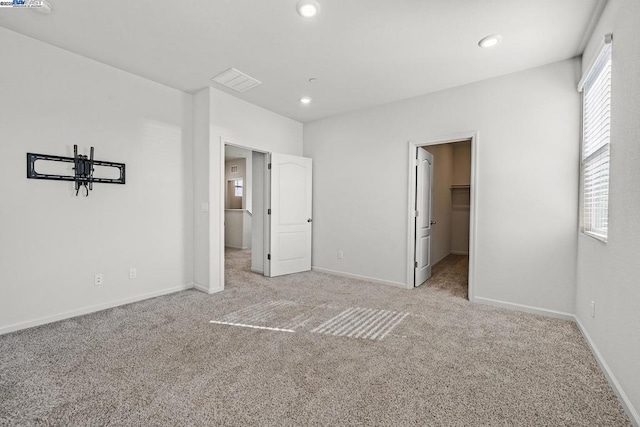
left=26, top=145, right=126, bottom=196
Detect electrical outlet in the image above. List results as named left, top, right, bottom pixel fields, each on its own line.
left=94, top=273, right=104, bottom=286
left=129, top=268, right=137, bottom=279
left=338, top=250, right=344, bottom=259
left=590, top=301, right=596, bottom=318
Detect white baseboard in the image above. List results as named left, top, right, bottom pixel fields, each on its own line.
left=251, top=268, right=264, bottom=275
left=473, top=296, right=575, bottom=321
left=225, top=245, right=248, bottom=250
left=0, top=283, right=194, bottom=336
left=192, top=283, right=209, bottom=293
left=312, top=266, right=408, bottom=289
left=193, top=283, right=224, bottom=295
left=451, top=250, right=469, bottom=255
left=575, top=317, right=640, bottom=426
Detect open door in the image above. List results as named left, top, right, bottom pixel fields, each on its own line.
left=269, top=153, right=312, bottom=277
left=414, top=148, right=434, bottom=286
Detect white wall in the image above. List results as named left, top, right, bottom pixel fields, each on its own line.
left=0, top=28, right=194, bottom=333
left=304, top=58, right=580, bottom=315
left=193, top=89, right=210, bottom=290
left=575, top=0, right=640, bottom=422
left=452, top=141, right=472, bottom=186
left=192, top=87, right=303, bottom=292
left=451, top=141, right=471, bottom=254
left=423, top=145, right=453, bottom=265
left=451, top=187, right=471, bottom=255
left=242, top=211, right=252, bottom=249
left=224, top=210, right=249, bottom=249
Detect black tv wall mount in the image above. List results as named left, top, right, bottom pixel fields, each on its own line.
left=26, top=145, right=126, bottom=196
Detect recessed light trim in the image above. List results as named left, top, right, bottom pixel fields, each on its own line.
left=297, top=0, right=320, bottom=18
left=478, top=34, right=503, bottom=48
left=300, top=97, right=312, bottom=105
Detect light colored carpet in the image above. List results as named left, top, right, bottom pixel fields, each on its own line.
left=0, top=248, right=630, bottom=426
left=426, top=253, right=469, bottom=299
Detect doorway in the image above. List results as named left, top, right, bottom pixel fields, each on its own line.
left=224, top=144, right=270, bottom=280
left=406, top=132, right=478, bottom=301
left=223, top=143, right=314, bottom=288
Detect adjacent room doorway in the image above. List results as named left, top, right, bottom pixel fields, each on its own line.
left=223, top=143, right=313, bottom=287
left=407, top=132, right=478, bottom=301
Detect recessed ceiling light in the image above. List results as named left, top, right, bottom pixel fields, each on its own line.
left=300, top=97, right=312, bottom=105
left=478, top=34, right=503, bottom=48
left=297, top=0, right=320, bottom=18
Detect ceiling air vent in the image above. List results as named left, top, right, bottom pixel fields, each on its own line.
left=211, top=68, right=262, bottom=93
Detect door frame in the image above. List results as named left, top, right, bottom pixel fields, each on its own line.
left=219, top=139, right=271, bottom=290
left=405, top=131, right=479, bottom=301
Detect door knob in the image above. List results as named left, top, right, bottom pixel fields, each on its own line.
left=430, top=220, right=436, bottom=225
left=307, top=218, right=313, bottom=223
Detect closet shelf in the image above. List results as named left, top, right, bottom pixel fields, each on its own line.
left=450, top=184, right=470, bottom=189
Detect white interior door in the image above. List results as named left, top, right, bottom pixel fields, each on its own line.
left=269, top=153, right=312, bottom=277
left=415, top=148, right=433, bottom=286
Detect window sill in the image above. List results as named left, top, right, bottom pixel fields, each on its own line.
left=581, top=230, right=608, bottom=243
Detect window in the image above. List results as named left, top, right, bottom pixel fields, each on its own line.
left=234, top=179, right=243, bottom=197
left=581, top=36, right=612, bottom=242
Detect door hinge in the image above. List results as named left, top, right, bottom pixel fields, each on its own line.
left=268, top=163, right=271, bottom=170
left=267, top=254, right=271, bottom=260
left=267, top=208, right=271, bottom=215
left=415, top=210, right=419, bottom=217
left=414, top=261, right=418, bottom=268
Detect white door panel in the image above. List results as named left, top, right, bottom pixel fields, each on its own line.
left=277, top=232, right=308, bottom=261
left=415, top=148, right=433, bottom=286
left=418, top=235, right=430, bottom=266
left=278, top=162, right=307, bottom=224
left=270, top=153, right=312, bottom=277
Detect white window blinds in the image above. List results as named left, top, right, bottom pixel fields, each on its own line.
left=581, top=37, right=612, bottom=241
